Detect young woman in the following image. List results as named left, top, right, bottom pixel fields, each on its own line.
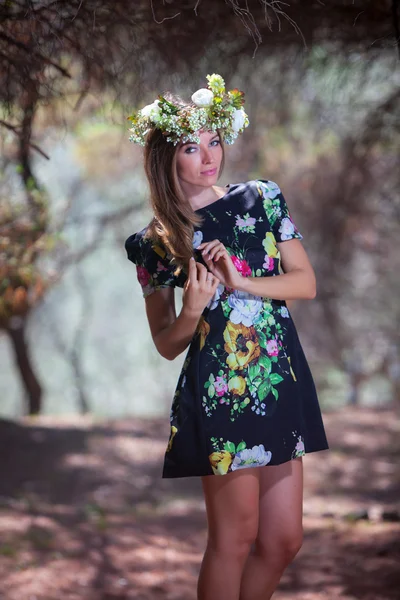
left=125, top=74, right=329, bottom=600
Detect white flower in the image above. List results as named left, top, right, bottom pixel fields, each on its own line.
left=140, top=100, right=162, bottom=123
left=260, top=180, right=281, bottom=200
left=192, top=230, right=203, bottom=249
left=278, top=217, right=297, bottom=241
left=227, top=290, right=262, bottom=327
left=191, top=88, right=214, bottom=107
left=207, top=283, right=224, bottom=310
left=231, top=108, right=246, bottom=132
left=231, top=444, right=272, bottom=470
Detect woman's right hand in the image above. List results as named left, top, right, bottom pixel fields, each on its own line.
left=182, top=257, right=220, bottom=316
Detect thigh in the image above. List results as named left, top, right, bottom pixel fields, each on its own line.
left=201, top=468, right=260, bottom=550
left=256, top=457, right=304, bottom=553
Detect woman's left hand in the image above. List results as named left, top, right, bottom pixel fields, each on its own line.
left=197, top=239, right=243, bottom=289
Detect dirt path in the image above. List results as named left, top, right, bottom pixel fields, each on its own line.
left=0, top=406, right=399, bottom=599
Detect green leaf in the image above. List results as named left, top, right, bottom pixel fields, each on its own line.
left=204, top=382, right=210, bottom=389
left=236, top=441, right=246, bottom=452
left=271, top=387, right=279, bottom=401
left=258, top=379, right=271, bottom=402
left=225, top=441, right=236, bottom=453
left=248, top=364, right=260, bottom=381
left=258, top=355, right=271, bottom=373
left=158, top=95, right=180, bottom=113
left=209, top=373, right=215, bottom=383
left=256, top=269, right=262, bottom=276
left=209, top=384, right=215, bottom=398
left=258, top=331, right=267, bottom=349
left=270, top=373, right=284, bottom=385
left=249, top=382, right=257, bottom=395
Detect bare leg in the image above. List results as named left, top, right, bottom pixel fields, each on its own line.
left=239, top=457, right=304, bottom=600
left=197, top=467, right=260, bottom=600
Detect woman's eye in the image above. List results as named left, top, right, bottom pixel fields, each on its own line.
left=210, top=139, right=220, bottom=146
left=184, top=146, right=197, bottom=154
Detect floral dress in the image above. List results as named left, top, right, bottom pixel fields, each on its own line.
left=125, top=179, right=329, bottom=478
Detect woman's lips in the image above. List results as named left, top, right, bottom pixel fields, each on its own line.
left=201, top=167, right=217, bottom=176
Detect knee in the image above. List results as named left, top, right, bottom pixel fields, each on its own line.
left=283, top=531, right=303, bottom=562
left=208, top=514, right=258, bottom=559
left=256, top=529, right=303, bottom=566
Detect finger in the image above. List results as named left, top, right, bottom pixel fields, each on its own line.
left=214, top=249, right=231, bottom=261
left=202, top=243, right=223, bottom=262
left=202, top=252, right=213, bottom=266
left=207, top=245, right=222, bottom=261
left=197, top=241, right=219, bottom=250
left=206, top=272, right=215, bottom=286
left=210, top=247, right=227, bottom=261
left=188, top=256, right=197, bottom=275
left=188, top=257, right=199, bottom=287
left=209, top=243, right=228, bottom=261
left=206, top=264, right=219, bottom=279
left=200, top=239, right=222, bottom=256
left=196, top=262, right=208, bottom=285
left=211, top=276, right=220, bottom=291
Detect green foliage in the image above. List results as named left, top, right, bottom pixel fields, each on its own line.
left=0, top=189, right=57, bottom=327
left=84, top=503, right=108, bottom=531
left=0, top=543, right=17, bottom=558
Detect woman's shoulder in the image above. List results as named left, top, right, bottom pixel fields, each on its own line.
left=124, top=225, right=149, bottom=265
left=125, top=224, right=172, bottom=267
left=253, top=178, right=282, bottom=197
left=232, top=178, right=282, bottom=196
left=225, top=179, right=282, bottom=211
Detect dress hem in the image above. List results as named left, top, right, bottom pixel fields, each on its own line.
left=161, top=443, right=330, bottom=479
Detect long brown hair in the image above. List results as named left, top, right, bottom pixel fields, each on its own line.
left=143, top=93, right=225, bottom=273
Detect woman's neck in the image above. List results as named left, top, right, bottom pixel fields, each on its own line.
left=183, top=184, right=228, bottom=211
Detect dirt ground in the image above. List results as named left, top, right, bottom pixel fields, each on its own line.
left=0, top=405, right=399, bottom=600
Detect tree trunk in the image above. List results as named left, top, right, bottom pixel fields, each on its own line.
left=7, top=316, right=42, bottom=415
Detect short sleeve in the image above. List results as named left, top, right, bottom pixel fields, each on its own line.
left=256, top=179, right=304, bottom=242
left=124, top=228, right=177, bottom=298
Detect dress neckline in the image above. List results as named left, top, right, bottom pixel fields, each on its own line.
left=193, top=183, right=234, bottom=213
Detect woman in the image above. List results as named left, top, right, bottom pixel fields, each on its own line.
left=125, top=74, right=329, bottom=600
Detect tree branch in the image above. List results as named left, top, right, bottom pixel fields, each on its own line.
left=0, top=119, right=50, bottom=160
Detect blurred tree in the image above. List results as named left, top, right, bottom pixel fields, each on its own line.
left=248, top=48, right=400, bottom=405
left=0, top=166, right=50, bottom=414
left=0, top=0, right=398, bottom=414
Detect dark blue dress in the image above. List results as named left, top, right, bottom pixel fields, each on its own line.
left=125, top=179, right=329, bottom=478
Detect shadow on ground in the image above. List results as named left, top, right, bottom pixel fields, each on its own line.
left=0, top=405, right=399, bottom=600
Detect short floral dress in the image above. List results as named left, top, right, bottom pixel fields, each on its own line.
left=125, top=179, right=329, bottom=478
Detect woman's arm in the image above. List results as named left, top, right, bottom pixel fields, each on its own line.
left=145, top=288, right=202, bottom=361
left=239, top=239, right=316, bottom=299
left=144, top=258, right=220, bottom=361
left=198, top=238, right=316, bottom=301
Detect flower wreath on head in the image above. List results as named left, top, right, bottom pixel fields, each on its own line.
left=127, top=73, right=250, bottom=146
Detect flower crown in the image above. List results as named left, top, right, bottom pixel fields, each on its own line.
left=127, top=73, right=250, bottom=146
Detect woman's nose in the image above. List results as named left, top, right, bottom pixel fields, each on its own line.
left=202, top=148, right=214, bottom=164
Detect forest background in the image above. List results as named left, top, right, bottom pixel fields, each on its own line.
left=0, top=2, right=399, bottom=599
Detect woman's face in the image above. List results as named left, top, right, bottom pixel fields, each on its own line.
left=175, top=129, right=223, bottom=189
